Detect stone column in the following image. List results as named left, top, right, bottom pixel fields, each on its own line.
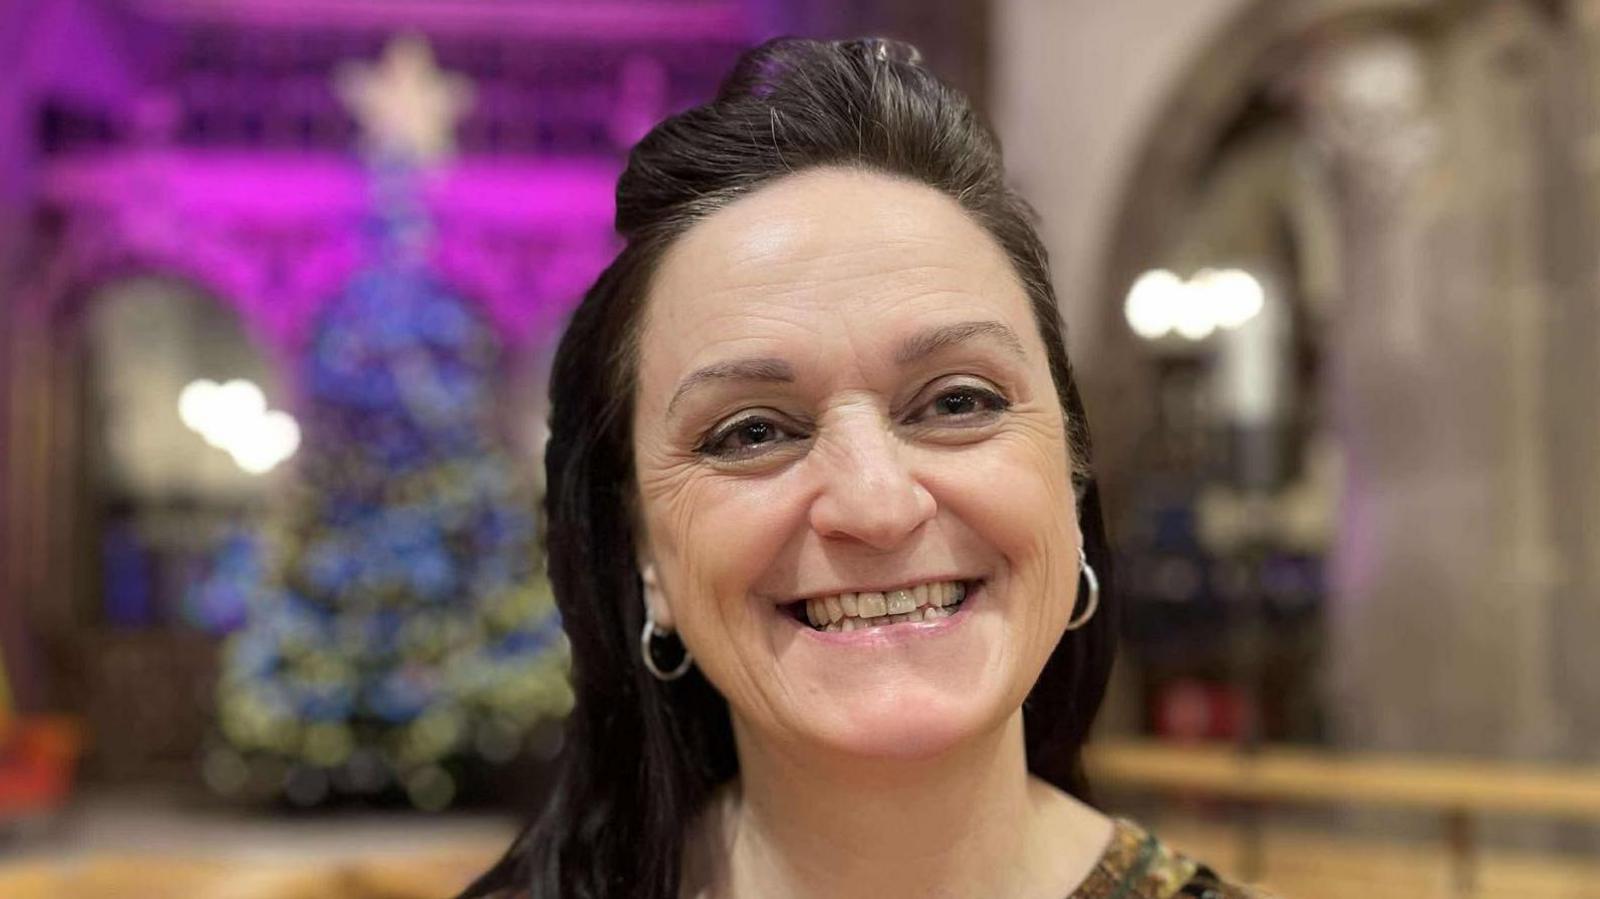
left=1297, top=16, right=1563, bottom=760
left=1546, top=0, right=1600, bottom=763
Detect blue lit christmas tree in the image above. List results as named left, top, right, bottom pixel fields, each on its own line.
left=207, top=37, right=570, bottom=810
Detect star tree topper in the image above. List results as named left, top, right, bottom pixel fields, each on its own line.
left=337, top=35, right=475, bottom=166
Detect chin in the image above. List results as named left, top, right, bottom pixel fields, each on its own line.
left=807, top=687, right=1008, bottom=762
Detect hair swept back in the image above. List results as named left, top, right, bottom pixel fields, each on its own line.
left=460, top=35, right=1116, bottom=899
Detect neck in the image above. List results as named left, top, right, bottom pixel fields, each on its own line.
left=683, top=713, right=1111, bottom=899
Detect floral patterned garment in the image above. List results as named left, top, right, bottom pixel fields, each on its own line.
left=1069, top=819, right=1276, bottom=899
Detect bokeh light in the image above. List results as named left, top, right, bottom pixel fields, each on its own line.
left=1124, top=267, right=1265, bottom=342
left=177, top=378, right=299, bottom=474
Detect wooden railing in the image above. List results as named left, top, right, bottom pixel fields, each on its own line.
left=1085, top=739, right=1600, bottom=896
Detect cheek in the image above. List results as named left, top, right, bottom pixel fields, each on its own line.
left=923, top=425, right=1080, bottom=630
left=640, top=470, right=806, bottom=642
left=645, top=474, right=819, bottom=712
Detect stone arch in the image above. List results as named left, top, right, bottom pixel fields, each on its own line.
left=1097, top=0, right=1599, bottom=770
left=1088, top=0, right=1433, bottom=502
left=12, top=267, right=288, bottom=710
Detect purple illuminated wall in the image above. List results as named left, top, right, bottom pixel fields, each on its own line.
left=13, top=0, right=756, bottom=353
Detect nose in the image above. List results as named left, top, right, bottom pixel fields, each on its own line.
left=807, top=420, right=937, bottom=551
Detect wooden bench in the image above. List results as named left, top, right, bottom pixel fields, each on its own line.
left=1084, top=739, right=1600, bottom=896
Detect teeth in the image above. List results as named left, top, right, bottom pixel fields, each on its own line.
left=824, top=596, right=844, bottom=624
left=796, top=580, right=972, bottom=630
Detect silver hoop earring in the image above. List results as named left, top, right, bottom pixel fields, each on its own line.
left=1066, top=546, right=1099, bottom=631
left=640, top=616, right=693, bottom=681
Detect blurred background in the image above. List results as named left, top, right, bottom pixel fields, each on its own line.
left=2, top=0, right=1599, bottom=897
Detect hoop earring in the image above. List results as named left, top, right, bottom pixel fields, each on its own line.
left=640, top=616, right=693, bottom=681
left=1066, top=545, right=1099, bottom=631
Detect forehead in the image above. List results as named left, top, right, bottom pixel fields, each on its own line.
left=639, top=167, right=1036, bottom=359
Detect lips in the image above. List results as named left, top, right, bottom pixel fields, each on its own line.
left=782, top=579, right=976, bottom=632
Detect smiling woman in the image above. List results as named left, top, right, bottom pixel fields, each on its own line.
left=461, top=37, right=1273, bottom=899
left=631, top=167, right=1088, bottom=775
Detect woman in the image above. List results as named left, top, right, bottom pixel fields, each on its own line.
left=463, top=37, right=1272, bottom=899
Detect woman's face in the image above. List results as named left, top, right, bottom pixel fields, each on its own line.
left=631, top=167, right=1082, bottom=762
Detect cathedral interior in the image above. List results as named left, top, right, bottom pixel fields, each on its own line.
left=3, top=1, right=1600, bottom=896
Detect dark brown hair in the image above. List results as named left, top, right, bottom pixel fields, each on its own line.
left=461, top=35, right=1116, bottom=899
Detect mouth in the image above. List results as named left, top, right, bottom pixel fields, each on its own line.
left=783, top=579, right=978, bottom=633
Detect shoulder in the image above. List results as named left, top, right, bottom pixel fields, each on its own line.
left=1072, top=818, right=1280, bottom=899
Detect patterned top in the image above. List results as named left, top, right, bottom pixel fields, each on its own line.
left=1070, top=819, right=1273, bottom=899
left=487, top=817, right=1274, bottom=899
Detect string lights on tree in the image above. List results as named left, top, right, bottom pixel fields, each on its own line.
left=204, top=36, right=570, bottom=811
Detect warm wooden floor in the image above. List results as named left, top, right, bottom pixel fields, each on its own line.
left=0, top=788, right=515, bottom=899
left=0, top=847, right=502, bottom=899
left=4, top=799, right=1600, bottom=898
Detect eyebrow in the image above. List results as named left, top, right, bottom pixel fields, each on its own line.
left=893, top=320, right=1027, bottom=366
left=667, top=357, right=795, bottom=416
left=665, top=319, right=1027, bottom=417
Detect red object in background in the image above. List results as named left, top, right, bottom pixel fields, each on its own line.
left=1153, top=679, right=1246, bottom=742
left=0, top=717, right=82, bottom=820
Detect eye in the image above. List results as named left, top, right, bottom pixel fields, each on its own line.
left=910, top=382, right=1010, bottom=424
left=697, top=414, right=804, bottom=459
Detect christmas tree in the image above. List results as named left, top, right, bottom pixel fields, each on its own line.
left=207, top=37, right=570, bottom=810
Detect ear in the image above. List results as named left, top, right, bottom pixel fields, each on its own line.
left=639, top=557, right=676, bottom=631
